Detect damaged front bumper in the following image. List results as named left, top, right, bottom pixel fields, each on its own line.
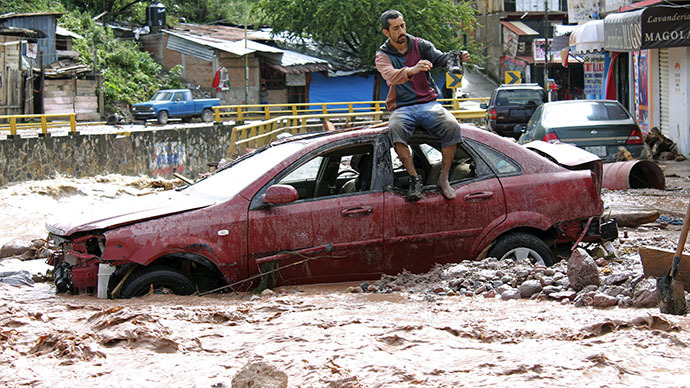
left=48, top=232, right=115, bottom=298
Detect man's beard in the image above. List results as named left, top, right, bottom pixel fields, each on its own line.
left=396, top=35, right=406, bottom=43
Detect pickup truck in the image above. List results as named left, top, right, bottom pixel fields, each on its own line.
left=131, top=89, right=220, bottom=124
left=481, top=84, right=546, bottom=139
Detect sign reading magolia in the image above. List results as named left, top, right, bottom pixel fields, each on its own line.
left=605, top=6, right=690, bottom=51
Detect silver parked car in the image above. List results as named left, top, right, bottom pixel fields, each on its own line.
left=517, top=100, right=646, bottom=162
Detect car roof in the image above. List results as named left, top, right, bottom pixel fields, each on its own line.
left=497, top=83, right=544, bottom=89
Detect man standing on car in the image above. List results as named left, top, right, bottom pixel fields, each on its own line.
left=376, top=9, right=469, bottom=201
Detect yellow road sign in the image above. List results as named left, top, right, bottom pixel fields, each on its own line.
left=504, top=71, right=521, bottom=84
left=446, top=72, right=463, bottom=89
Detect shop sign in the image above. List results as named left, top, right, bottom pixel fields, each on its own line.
left=583, top=53, right=605, bottom=96
left=642, top=7, right=690, bottom=49
left=533, top=39, right=561, bottom=62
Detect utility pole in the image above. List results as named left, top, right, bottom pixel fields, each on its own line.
left=244, top=15, right=249, bottom=105
left=544, top=0, right=550, bottom=100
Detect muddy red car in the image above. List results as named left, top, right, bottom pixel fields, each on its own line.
left=47, top=125, right=617, bottom=298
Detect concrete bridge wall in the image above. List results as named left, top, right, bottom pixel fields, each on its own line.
left=0, top=124, right=234, bottom=186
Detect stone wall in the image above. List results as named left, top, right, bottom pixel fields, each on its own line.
left=0, top=124, right=235, bottom=186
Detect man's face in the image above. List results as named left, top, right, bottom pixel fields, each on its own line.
left=383, top=16, right=406, bottom=45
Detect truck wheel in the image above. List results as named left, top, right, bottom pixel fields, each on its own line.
left=157, top=111, right=169, bottom=125
left=118, top=265, right=195, bottom=298
left=201, top=108, right=213, bottom=123
left=487, top=232, right=555, bottom=266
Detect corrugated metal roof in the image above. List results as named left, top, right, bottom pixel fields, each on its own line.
left=165, top=30, right=282, bottom=58
left=56, top=25, right=83, bottom=40
left=500, top=21, right=539, bottom=36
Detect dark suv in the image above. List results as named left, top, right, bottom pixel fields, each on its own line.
left=481, top=84, right=547, bottom=139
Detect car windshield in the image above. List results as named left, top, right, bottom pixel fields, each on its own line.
left=183, top=142, right=305, bottom=201
left=151, top=91, right=173, bottom=101
left=544, top=102, right=630, bottom=123
left=495, top=89, right=544, bottom=105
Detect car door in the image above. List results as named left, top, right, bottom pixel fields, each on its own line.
left=382, top=139, right=507, bottom=275
left=247, top=138, right=386, bottom=285
left=169, top=91, right=189, bottom=116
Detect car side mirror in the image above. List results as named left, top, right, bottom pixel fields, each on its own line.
left=480, top=103, right=488, bottom=109
left=514, top=124, right=526, bottom=133
left=263, top=184, right=298, bottom=205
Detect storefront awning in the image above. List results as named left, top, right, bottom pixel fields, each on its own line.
left=605, top=6, right=690, bottom=51
left=569, top=20, right=605, bottom=53
left=499, top=21, right=539, bottom=36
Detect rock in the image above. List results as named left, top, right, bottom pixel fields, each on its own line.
left=580, top=284, right=599, bottom=294
left=483, top=290, right=496, bottom=298
left=491, top=280, right=504, bottom=289
left=360, top=283, right=369, bottom=292
left=544, top=268, right=555, bottom=276
left=604, top=273, right=629, bottom=286
left=515, top=270, right=530, bottom=279
left=368, top=284, right=380, bottom=293
left=549, top=291, right=576, bottom=301
left=567, top=248, right=600, bottom=292
left=592, top=293, right=618, bottom=308
left=632, top=284, right=658, bottom=308
left=346, top=286, right=363, bottom=293
left=542, top=285, right=561, bottom=295
left=0, top=239, right=33, bottom=259
left=495, top=284, right=511, bottom=295
left=464, top=290, right=474, bottom=297
left=618, top=296, right=633, bottom=308
left=449, top=278, right=464, bottom=288
left=501, top=276, right=512, bottom=284
left=603, top=286, right=626, bottom=298
left=260, top=289, right=275, bottom=296
left=595, top=258, right=608, bottom=267
left=540, top=277, right=554, bottom=287
left=518, top=280, right=542, bottom=298
left=500, top=288, right=521, bottom=300
left=231, top=361, right=288, bottom=388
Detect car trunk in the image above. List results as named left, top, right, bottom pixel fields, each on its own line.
left=549, top=122, right=637, bottom=158
left=498, top=106, right=535, bottom=122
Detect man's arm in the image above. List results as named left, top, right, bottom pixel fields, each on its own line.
left=376, top=51, right=435, bottom=83
left=375, top=52, right=411, bottom=85
left=418, top=39, right=469, bottom=69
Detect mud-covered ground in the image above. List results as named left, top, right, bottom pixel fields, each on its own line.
left=1, top=163, right=690, bottom=388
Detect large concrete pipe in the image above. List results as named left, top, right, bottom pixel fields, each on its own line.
left=602, top=160, right=665, bottom=190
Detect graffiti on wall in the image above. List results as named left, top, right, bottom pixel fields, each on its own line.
left=151, top=142, right=186, bottom=176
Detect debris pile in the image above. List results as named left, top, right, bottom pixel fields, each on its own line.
left=646, top=127, right=687, bottom=161
left=350, top=248, right=681, bottom=309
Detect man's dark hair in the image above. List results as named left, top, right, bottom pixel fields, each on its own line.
left=380, top=9, right=403, bottom=30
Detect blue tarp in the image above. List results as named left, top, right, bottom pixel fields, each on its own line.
left=309, top=72, right=375, bottom=111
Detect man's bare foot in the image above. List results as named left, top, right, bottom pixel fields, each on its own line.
left=438, top=171, right=456, bottom=200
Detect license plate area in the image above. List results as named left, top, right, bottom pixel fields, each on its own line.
left=585, top=146, right=607, bottom=157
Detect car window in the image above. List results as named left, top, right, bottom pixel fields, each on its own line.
left=544, top=102, right=631, bottom=123
left=496, top=89, right=545, bottom=105
left=173, top=92, right=184, bottom=101
left=152, top=91, right=172, bottom=101
left=390, top=140, right=478, bottom=189
left=184, top=142, right=305, bottom=201
left=277, top=144, right=375, bottom=200
left=470, top=141, right=521, bottom=176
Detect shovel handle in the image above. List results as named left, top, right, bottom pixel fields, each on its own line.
left=675, top=200, right=690, bottom=259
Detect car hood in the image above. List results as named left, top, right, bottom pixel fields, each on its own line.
left=132, top=101, right=168, bottom=107
left=46, top=190, right=215, bottom=236
left=524, top=140, right=600, bottom=168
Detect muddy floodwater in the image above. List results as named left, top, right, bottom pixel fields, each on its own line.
left=2, top=281, right=689, bottom=387
left=1, top=168, right=690, bottom=387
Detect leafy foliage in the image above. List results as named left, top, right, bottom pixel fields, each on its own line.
left=257, top=0, right=479, bottom=67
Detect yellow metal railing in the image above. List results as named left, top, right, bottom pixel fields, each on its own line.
left=229, top=111, right=385, bottom=155
left=0, top=113, right=78, bottom=135
left=213, top=97, right=489, bottom=123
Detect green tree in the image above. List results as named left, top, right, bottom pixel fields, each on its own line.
left=257, top=0, right=479, bottom=67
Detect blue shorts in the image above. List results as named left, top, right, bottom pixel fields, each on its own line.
left=388, top=101, right=463, bottom=148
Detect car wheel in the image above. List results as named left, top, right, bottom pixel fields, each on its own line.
left=118, top=265, right=195, bottom=298
left=201, top=108, right=213, bottom=123
left=487, top=232, right=555, bottom=266
left=157, top=111, right=169, bottom=125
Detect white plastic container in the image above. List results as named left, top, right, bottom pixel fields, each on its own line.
left=97, top=263, right=116, bottom=299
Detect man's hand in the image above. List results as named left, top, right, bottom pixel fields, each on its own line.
left=460, top=50, right=470, bottom=63
left=408, top=59, right=433, bottom=77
